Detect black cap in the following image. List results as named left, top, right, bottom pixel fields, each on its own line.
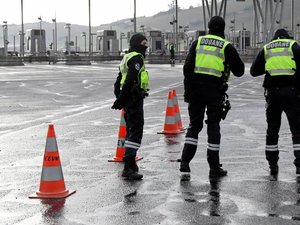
left=208, top=16, right=225, bottom=32
left=273, top=28, right=290, bottom=40
left=129, top=33, right=147, bottom=48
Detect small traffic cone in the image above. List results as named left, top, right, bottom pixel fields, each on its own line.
left=158, top=90, right=184, bottom=135
left=172, top=89, right=185, bottom=131
left=29, top=124, right=76, bottom=199
left=109, top=109, right=142, bottom=162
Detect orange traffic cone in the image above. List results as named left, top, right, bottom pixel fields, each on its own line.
left=158, top=91, right=184, bottom=135
left=172, top=89, right=185, bottom=131
left=109, top=109, right=142, bottom=162
left=29, top=124, right=76, bottom=199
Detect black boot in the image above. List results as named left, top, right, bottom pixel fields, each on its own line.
left=122, top=157, right=143, bottom=180
left=269, top=164, right=279, bottom=176
left=209, top=165, right=228, bottom=178
left=207, top=150, right=227, bottom=178
left=179, top=144, right=197, bottom=173
left=133, top=159, right=139, bottom=172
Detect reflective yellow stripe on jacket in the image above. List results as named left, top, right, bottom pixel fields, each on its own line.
left=264, top=39, right=296, bottom=76
left=194, top=34, right=230, bottom=80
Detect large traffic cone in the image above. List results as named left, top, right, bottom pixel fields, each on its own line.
left=29, top=124, right=76, bottom=199
left=158, top=91, right=184, bottom=135
left=109, top=109, right=142, bottom=162
left=172, top=89, right=185, bottom=131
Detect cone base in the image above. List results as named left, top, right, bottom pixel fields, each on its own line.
left=108, top=156, right=143, bottom=162
left=29, top=189, right=76, bottom=199
left=157, top=130, right=185, bottom=135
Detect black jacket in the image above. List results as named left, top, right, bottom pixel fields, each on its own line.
left=250, top=39, right=300, bottom=89
left=183, top=31, right=244, bottom=102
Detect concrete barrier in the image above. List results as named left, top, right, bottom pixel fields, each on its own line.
left=0, top=57, right=24, bottom=66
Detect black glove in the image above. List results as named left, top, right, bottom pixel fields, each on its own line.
left=111, top=98, right=124, bottom=110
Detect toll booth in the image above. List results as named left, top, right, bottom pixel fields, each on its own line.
left=96, top=30, right=119, bottom=56
left=26, top=29, right=46, bottom=56
left=186, top=30, right=206, bottom=47
left=146, top=30, right=165, bottom=55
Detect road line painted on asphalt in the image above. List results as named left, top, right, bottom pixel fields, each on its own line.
left=0, top=82, right=182, bottom=138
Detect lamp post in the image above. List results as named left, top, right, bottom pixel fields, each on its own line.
left=297, top=23, right=300, bottom=42
left=2, top=21, right=8, bottom=56
left=38, top=16, right=42, bottom=56
left=81, top=32, right=87, bottom=55
left=230, top=17, right=235, bottom=48
left=242, top=25, right=246, bottom=55
left=52, top=18, right=57, bottom=54
left=20, top=0, right=24, bottom=57
left=88, top=0, right=92, bottom=56
left=64, top=23, right=71, bottom=55
left=133, top=0, right=136, bottom=33
left=170, top=16, right=177, bottom=46
left=175, top=0, right=178, bottom=53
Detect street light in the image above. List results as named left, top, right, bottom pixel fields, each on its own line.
left=20, top=0, right=24, bottom=57
left=230, top=17, right=235, bottom=47
left=38, top=16, right=42, bottom=56
left=52, top=18, right=57, bottom=54
left=133, top=0, right=136, bottom=33
left=81, top=32, right=87, bottom=55
left=64, top=23, right=71, bottom=55
left=170, top=16, right=177, bottom=46
left=88, top=0, right=91, bottom=56
left=2, top=21, right=8, bottom=56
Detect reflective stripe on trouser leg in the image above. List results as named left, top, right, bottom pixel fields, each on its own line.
left=184, top=137, right=198, bottom=146
left=207, top=143, right=220, bottom=169
left=265, top=144, right=279, bottom=166
left=207, top=143, right=220, bottom=151
left=180, top=137, right=198, bottom=162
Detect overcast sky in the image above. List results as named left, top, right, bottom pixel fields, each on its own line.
left=1, top=0, right=201, bottom=25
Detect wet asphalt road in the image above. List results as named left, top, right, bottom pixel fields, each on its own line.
left=0, top=62, right=300, bottom=225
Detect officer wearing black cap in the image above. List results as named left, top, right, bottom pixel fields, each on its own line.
left=179, top=16, right=244, bottom=178
left=250, top=28, right=300, bottom=176
left=112, top=33, right=149, bottom=180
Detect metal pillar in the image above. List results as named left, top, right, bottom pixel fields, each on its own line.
left=88, top=0, right=91, bottom=56
left=253, top=0, right=285, bottom=46
left=52, top=18, right=57, bottom=54
left=38, top=17, right=42, bottom=56
left=2, top=21, right=8, bottom=56
left=20, top=0, right=24, bottom=57
left=202, top=0, right=228, bottom=33
left=65, top=23, right=71, bottom=55
left=133, top=0, right=137, bottom=33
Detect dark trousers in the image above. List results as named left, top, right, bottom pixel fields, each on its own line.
left=265, top=86, right=300, bottom=167
left=181, top=95, right=223, bottom=169
left=123, top=98, right=144, bottom=158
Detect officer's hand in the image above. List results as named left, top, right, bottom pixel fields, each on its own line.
left=111, top=99, right=124, bottom=110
